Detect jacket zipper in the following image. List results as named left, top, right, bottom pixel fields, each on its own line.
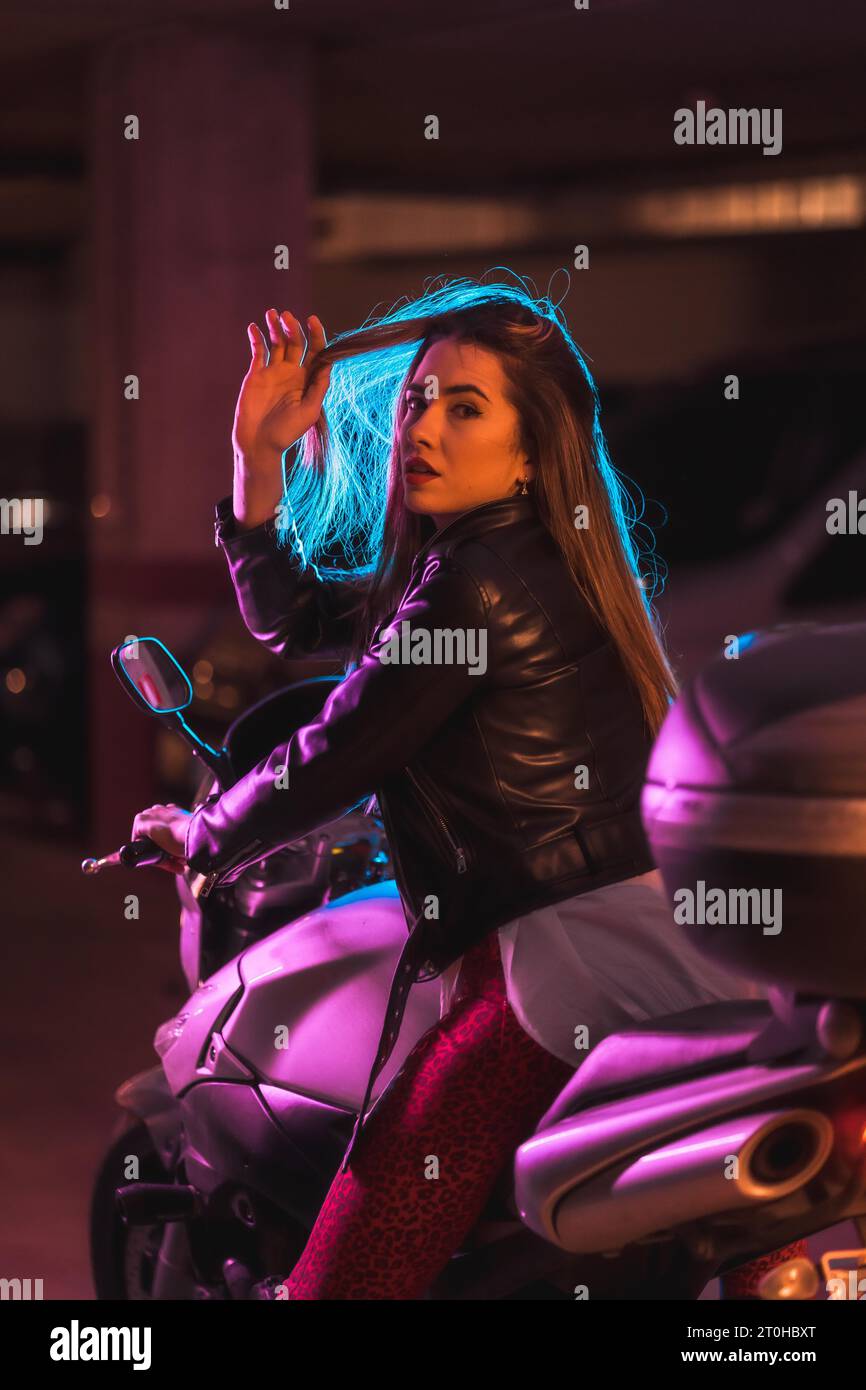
left=371, top=791, right=428, bottom=954
left=404, top=765, right=468, bottom=875
left=196, top=838, right=268, bottom=899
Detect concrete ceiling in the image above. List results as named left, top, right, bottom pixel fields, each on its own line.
left=1, top=0, right=865, bottom=191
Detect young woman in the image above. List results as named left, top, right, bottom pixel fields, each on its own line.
left=133, top=276, right=806, bottom=1299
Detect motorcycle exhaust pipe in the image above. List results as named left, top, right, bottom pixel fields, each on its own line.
left=529, top=1108, right=834, bottom=1254
left=115, top=1182, right=200, bottom=1226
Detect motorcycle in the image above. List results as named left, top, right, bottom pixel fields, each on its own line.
left=86, top=628, right=866, bottom=1300
left=515, top=619, right=866, bottom=1302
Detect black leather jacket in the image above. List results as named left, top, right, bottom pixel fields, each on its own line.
left=185, top=491, right=658, bottom=1160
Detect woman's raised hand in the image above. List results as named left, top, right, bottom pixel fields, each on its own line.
left=232, top=309, right=333, bottom=467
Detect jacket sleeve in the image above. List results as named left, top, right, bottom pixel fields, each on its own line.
left=185, top=553, right=491, bottom=881
left=214, top=495, right=368, bottom=660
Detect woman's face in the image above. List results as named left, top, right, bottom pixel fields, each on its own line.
left=398, top=335, right=534, bottom=530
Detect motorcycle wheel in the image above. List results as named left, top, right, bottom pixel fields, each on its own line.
left=89, top=1118, right=170, bottom=1299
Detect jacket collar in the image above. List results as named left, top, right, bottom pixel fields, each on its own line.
left=411, top=492, right=538, bottom=571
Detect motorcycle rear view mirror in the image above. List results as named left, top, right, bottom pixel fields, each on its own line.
left=114, top=636, right=192, bottom=715
left=111, top=635, right=228, bottom=783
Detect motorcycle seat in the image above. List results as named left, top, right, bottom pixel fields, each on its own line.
left=538, top=999, right=774, bottom=1131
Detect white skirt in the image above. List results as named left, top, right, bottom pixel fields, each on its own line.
left=439, top=869, right=767, bottom=1068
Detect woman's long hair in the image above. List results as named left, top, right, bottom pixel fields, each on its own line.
left=276, top=272, right=679, bottom=737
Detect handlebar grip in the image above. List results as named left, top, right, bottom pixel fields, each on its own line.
left=119, top=838, right=169, bottom=869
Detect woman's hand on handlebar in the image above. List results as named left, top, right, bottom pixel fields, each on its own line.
left=231, top=309, right=333, bottom=530
left=130, top=804, right=191, bottom=875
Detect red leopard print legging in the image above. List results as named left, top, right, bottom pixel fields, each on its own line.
left=281, top=929, right=807, bottom=1299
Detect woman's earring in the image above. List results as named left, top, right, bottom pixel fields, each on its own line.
left=515, top=476, right=530, bottom=495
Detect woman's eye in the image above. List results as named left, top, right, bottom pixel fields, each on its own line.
left=404, top=397, right=479, bottom=418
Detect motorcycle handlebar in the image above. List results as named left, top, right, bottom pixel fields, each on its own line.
left=119, top=838, right=169, bottom=868
left=81, top=836, right=169, bottom=875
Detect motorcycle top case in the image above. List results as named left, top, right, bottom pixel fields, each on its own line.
left=641, top=620, right=866, bottom=997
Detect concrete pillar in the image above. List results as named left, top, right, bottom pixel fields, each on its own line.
left=87, top=21, right=312, bottom=843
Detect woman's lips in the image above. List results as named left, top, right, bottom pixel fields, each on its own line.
left=404, top=458, right=440, bottom=486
